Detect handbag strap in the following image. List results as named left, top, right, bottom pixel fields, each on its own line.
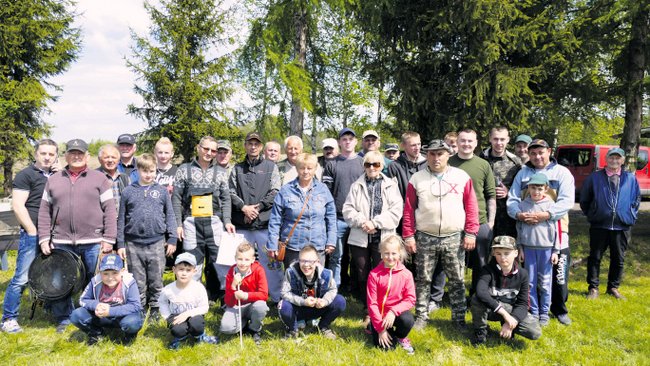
left=284, top=190, right=313, bottom=245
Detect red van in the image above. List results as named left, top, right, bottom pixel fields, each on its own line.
left=555, top=144, right=650, bottom=197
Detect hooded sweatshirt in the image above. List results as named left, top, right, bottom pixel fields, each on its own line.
left=366, top=261, right=416, bottom=333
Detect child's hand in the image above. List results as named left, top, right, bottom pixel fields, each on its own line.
left=551, top=252, right=559, bottom=265
left=381, top=310, right=396, bottom=330
left=234, top=290, right=248, bottom=301
left=315, top=298, right=327, bottom=309
left=172, top=313, right=191, bottom=325
left=304, top=297, right=317, bottom=307
left=233, top=273, right=243, bottom=287
left=95, top=303, right=110, bottom=318
left=378, top=330, right=393, bottom=348
left=500, top=322, right=513, bottom=339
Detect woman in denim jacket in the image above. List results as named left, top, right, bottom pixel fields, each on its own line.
left=267, top=153, right=338, bottom=268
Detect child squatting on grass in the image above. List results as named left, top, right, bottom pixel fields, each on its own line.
left=516, top=173, right=560, bottom=326
left=470, top=236, right=542, bottom=346
left=279, top=244, right=346, bottom=340
left=220, top=242, right=269, bottom=345
left=70, top=254, right=144, bottom=345
left=158, top=252, right=219, bottom=350
left=366, top=235, right=416, bottom=354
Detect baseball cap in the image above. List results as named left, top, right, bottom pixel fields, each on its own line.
left=117, top=134, right=136, bottom=145
left=99, top=254, right=124, bottom=271
left=528, top=173, right=549, bottom=186
left=492, top=236, right=517, bottom=250
left=65, top=139, right=88, bottom=153
left=514, top=134, right=532, bottom=145
left=175, top=252, right=197, bottom=267
left=245, top=132, right=263, bottom=143
left=321, top=138, right=337, bottom=149
left=338, top=127, right=356, bottom=138
left=528, top=139, right=550, bottom=150
left=217, top=139, right=232, bottom=151
left=423, top=139, right=453, bottom=154
left=362, top=130, right=379, bottom=139
left=607, top=147, right=624, bottom=157
left=384, top=143, right=399, bottom=152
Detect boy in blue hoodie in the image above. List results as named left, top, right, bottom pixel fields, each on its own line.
left=70, top=254, right=143, bottom=345
left=117, top=154, right=177, bottom=321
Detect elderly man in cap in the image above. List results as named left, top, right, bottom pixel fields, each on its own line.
left=402, top=139, right=479, bottom=330
left=514, top=134, right=532, bottom=164
left=580, top=147, right=640, bottom=300
left=322, top=127, right=365, bottom=288
left=97, top=144, right=129, bottom=214
left=215, top=139, right=234, bottom=175
left=264, top=140, right=281, bottom=163
left=278, top=135, right=323, bottom=184
left=507, top=138, right=575, bottom=325
left=172, top=136, right=234, bottom=304
left=116, top=133, right=139, bottom=183
left=230, top=132, right=283, bottom=302
left=37, top=139, right=117, bottom=333
left=318, top=138, right=339, bottom=169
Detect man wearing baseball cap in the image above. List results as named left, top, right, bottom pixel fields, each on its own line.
left=230, top=132, right=283, bottom=302
left=514, top=134, right=532, bottom=164
left=216, top=139, right=234, bottom=175
left=403, top=139, right=479, bottom=331
left=38, top=139, right=117, bottom=333
left=580, top=147, right=640, bottom=300
left=116, top=133, right=138, bottom=184
left=318, top=138, right=339, bottom=169
left=507, top=138, right=575, bottom=325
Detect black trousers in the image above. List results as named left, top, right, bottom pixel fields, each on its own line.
left=349, top=237, right=382, bottom=305
left=587, top=227, right=630, bottom=290
left=168, top=314, right=205, bottom=338
left=551, top=247, right=570, bottom=316
left=371, top=311, right=415, bottom=348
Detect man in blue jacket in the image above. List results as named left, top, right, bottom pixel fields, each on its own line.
left=580, top=147, right=640, bottom=300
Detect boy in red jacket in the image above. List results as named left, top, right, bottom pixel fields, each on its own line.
left=367, top=235, right=416, bottom=354
left=220, top=242, right=269, bottom=344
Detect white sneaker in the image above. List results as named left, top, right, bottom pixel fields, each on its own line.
left=1, top=319, right=23, bottom=333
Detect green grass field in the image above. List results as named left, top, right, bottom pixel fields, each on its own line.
left=1, top=212, right=649, bottom=365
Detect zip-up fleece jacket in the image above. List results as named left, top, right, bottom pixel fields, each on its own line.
left=224, top=261, right=268, bottom=307
left=38, top=168, right=117, bottom=245
left=402, top=166, right=479, bottom=240
left=343, top=174, right=403, bottom=248
left=229, top=157, right=280, bottom=229
left=117, top=182, right=178, bottom=248
left=366, top=261, right=415, bottom=333
left=78, top=272, right=142, bottom=317
left=516, top=195, right=559, bottom=252
left=580, top=169, right=640, bottom=231
left=281, top=262, right=337, bottom=307
left=474, top=261, right=530, bottom=323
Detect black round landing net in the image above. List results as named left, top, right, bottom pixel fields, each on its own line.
left=28, top=249, right=87, bottom=301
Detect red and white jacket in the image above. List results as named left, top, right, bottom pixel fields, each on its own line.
left=402, top=166, right=479, bottom=239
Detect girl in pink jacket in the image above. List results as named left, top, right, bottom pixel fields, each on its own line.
left=366, top=235, right=416, bottom=354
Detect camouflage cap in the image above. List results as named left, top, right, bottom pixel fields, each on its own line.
left=492, top=236, right=517, bottom=250
left=216, top=139, right=231, bottom=151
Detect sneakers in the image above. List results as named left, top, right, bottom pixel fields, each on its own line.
left=1, top=319, right=23, bottom=334
left=284, top=329, right=299, bottom=339
left=168, top=336, right=185, bottom=350
left=606, top=288, right=625, bottom=300
left=86, top=334, right=103, bottom=346
left=251, top=331, right=262, bottom=345
left=195, top=333, right=219, bottom=345
left=297, top=320, right=307, bottom=330
left=148, top=308, right=161, bottom=323
left=397, top=337, right=415, bottom=355
left=428, top=301, right=440, bottom=313
left=321, top=328, right=337, bottom=340
left=471, top=329, right=487, bottom=346
left=413, top=317, right=428, bottom=330
left=121, top=333, right=138, bottom=345
left=556, top=314, right=572, bottom=325
left=586, top=288, right=599, bottom=300
left=539, top=314, right=550, bottom=327
left=56, top=321, right=70, bottom=334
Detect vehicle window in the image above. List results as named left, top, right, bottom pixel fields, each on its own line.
left=636, top=150, right=648, bottom=170
left=557, top=148, right=592, bottom=167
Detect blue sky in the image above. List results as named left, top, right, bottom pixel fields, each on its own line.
left=48, top=0, right=150, bottom=144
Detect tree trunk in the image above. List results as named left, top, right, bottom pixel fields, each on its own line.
left=620, top=7, right=648, bottom=171
left=290, top=6, right=307, bottom=137
left=2, top=156, right=13, bottom=196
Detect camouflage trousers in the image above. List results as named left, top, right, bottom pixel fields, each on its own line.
left=415, top=231, right=466, bottom=322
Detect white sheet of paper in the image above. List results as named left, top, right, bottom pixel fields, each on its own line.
left=216, top=233, right=244, bottom=266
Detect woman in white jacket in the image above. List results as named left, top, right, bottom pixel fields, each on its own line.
left=342, top=151, right=403, bottom=314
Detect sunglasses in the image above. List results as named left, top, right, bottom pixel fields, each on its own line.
left=200, top=146, right=218, bottom=154
left=364, top=162, right=382, bottom=168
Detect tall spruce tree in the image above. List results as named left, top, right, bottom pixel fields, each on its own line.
left=0, top=0, right=80, bottom=194
left=127, top=0, right=238, bottom=161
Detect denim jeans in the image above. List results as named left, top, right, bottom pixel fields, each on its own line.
left=329, top=219, right=349, bottom=287
left=523, top=247, right=553, bottom=317
left=70, top=307, right=143, bottom=336
left=2, top=230, right=39, bottom=321
left=50, top=243, right=101, bottom=324
left=279, top=294, right=346, bottom=331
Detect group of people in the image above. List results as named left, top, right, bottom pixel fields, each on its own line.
left=0, top=125, right=640, bottom=352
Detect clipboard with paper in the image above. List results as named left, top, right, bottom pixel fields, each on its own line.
left=216, top=232, right=245, bottom=266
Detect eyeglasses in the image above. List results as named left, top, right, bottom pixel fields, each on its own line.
left=200, top=146, right=217, bottom=154
left=364, top=162, right=382, bottom=168
left=299, top=259, right=318, bottom=266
